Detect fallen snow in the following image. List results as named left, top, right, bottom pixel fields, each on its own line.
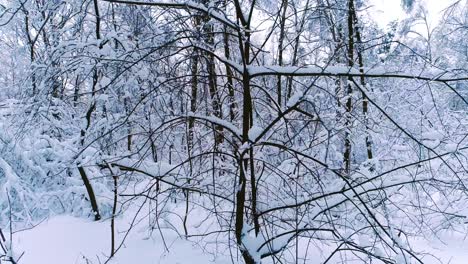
left=10, top=215, right=231, bottom=264
left=5, top=214, right=468, bottom=264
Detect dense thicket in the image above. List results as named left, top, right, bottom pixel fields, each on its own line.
left=0, top=0, right=467, bottom=263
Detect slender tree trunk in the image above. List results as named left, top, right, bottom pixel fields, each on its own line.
left=93, top=0, right=101, bottom=40
left=184, top=51, right=198, bottom=235
left=124, top=97, right=132, bottom=151
left=319, top=0, right=345, bottom=110
left=277, top=0, right=288, bottom=106
left=233, top=1, right=257, bottom=262
left=188, top=52, right=199, bottom=149
left=206, top=56, right=223, bottom=144
left=287, top=0, right=310, bottom=100
left=107, top=164, right=118, bottom=257
left=75, top=0, right=103, bottom=222
left=78, top=167, right=101, bottom=221
left=343, top=0, right=355, bottom=175
left=78, top=100, right=101, bottom=221
left=73, top=75, right=81, bottom=107
left=223, top=25, right=237, bottom=122
left=23, top=11, right=36, bottom=95
left=350, top=6, right=373, bottom=160
left=202, top=6, right=224, bottom=145
left=92, top=0, right=102, bottom=97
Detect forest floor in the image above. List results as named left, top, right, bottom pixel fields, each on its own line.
left=8, top=213, right=468, bottom=264
left=10, top=214, right=231, bottom=264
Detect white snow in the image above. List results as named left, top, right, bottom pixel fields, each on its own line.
left=248, top=125, right=263, bottom=141
left=5, top=213, right=468, bottom=264
left=108, top=0, right=238, bottom=30
left=116, top=158, right=175, bottom=177
left=187, top=112, right=242, bottom=137
left=246, top=64, right=466, bottom=81
left=286, top=90, right=303, bottom=108
left=9, top=215, right=231, bottom=264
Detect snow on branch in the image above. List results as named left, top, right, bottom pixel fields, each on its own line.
left=187, top=112, right=242, bottom=138
left=103, top=0, right=239, bottom=30
left=248, top=65, right=468, bottom=82
left=115, top=158, right=175, bottom=177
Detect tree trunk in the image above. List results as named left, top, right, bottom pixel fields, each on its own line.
left=277, top=0, right=288, bottom=106
left=343, top=0, right=355, bottom=175
left=286, top=0, right=310, bottom=100
left=223, top=25, right=237, bottom=122
left=350, top=6, right=373, bottom=160
left=75, top=0, right=103, bottom=222
left=78, top=166, right=101, bottom=221
left=202, top=5, right=224, bottom=145
left=23, top=11, right=36, bottom=95
left=233, top=0, right=259, bottom=262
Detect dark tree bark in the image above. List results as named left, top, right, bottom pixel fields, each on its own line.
left=277, top=0, right=288, bottom=106
left=76, top=0, right=103, bottom=222
left=201, top=2, right=224, bottom=145
left=22, top=10, right=36, bottom=95
left=343, top=0, right=355, bottom=175
left=233, top=0, right=258, bottom=262
left=223, top=25, right=237, bottom=122
left=78, top=166, right=101, bottom=221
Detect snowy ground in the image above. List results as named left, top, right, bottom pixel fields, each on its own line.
left=7, top=214, right=468, bottom=264
left=11, top=215, right=231, bottom=264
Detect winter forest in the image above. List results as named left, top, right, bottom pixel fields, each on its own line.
left=0, top=0, right=467, bottom=263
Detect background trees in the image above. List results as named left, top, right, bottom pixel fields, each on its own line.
left=0, top=0, right=467, bottom=263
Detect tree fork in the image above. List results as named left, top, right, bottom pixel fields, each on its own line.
left=234, top=0, right=258, bottom=261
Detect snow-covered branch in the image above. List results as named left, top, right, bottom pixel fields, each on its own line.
left=248, top=65, right=468, bottom=82
left=103, top=0, right=239, bottom=30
